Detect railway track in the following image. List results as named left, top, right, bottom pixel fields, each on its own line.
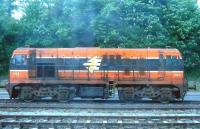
left=1, top=90, right=200, bottom=129
left=1, top=99, right=200, bottom=109
left=1, top=103, right=200, bottom=128
left=0, top=114, right=200, bottom=129
left=1, top=101, right=200, bottom=128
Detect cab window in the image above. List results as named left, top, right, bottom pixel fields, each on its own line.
left=11, top=55, right=27, bottom=65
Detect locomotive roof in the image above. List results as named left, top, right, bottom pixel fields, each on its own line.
left=12, top=47, right=182, bottom=59
left=15, top=47, right=180, bottom=51
left=13, top=47, right=182, bottom=57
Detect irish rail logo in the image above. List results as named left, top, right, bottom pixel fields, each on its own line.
left=83, top=56, right=102, bottom=73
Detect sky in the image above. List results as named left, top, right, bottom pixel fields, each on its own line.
left=198, top=0, right=200, bottom=7
left=12, top=0, right=23, bottom=20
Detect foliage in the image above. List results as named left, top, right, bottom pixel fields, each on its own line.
left=19, top=0, right=103, bottom=47
left=0, top=0, right=19, bottom=73
left=163, top=0, right=200, bottom=68
left=94, top=0, right=170, bottom=48
left=0, top=0, right=200, bottom=74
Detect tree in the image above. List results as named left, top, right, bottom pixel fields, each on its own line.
left=1, top=0, right=200, bottom=74
left=93, top=0, right=169, bottom=48
left=0, top=0, right=19, bottom=73
left=19, top=0, right=104, bottom=47
left=163, top=0, right=200, bottom=68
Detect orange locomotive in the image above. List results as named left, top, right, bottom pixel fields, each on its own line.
left=7, top=47, right=187, bottom=102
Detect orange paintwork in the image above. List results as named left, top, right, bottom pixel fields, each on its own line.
left=10, top=47, right=184, bottom=87
left=12, top=48, right=182, bottom=58
left=10, top=70, right=183, bottom=86
left=10, top=70, right=29, bottom=79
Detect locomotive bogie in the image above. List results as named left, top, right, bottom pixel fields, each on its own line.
left=117, top=85, right=181, bottom=102
left=10, top=84, right=112, bottom=101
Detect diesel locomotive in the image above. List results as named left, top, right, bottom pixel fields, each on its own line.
left=6, top=47, right=188, bottom=102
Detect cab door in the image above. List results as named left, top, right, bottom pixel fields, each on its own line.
left=137, top=57, right=148, bottom=80
left=28, top=49, right=36, bottom=78
left=157, top=51, right=165, bottom=80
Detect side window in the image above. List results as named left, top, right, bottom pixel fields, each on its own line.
left=12, top=55, right=27, bottom=65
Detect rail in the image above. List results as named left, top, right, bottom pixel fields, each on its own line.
left=0, top=114, right=200, bottom=129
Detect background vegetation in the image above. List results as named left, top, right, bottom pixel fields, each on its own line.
left=0, top=0, right=200, bottom=78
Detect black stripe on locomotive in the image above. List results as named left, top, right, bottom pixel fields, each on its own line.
left=10, top=57, right=184, bottom=71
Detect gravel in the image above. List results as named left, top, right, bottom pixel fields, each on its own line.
left=0, top=108, right=200, bottom=117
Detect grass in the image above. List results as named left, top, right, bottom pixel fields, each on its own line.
left=0, top=71, right=8, bottom=88
left=185, top=67, right=200, bottom=81
left=185, top=67, right=200, bottom=91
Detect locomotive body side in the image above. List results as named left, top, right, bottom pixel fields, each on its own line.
left=7, top=47, right=187, bottom=102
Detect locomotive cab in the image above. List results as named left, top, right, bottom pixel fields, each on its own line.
left=7, top=49, right=30, bottom=98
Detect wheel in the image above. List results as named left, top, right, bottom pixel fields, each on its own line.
left=54, top=87, right=76, bottom=102
left=159, top=97, right=170, bottom=103
left=19, top=87, right=33, bottom=102
left=118, top=87, right=135, bottom=102
left=159, top=89, right=173, bottom=103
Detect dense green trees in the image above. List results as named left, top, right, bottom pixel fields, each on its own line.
left=94, top=0, right=169, bottom=47
left=0, top=0, right=19, bottom=72
left=0, top=0, right=200, bottom=73
left=163, top=0, right=200, bottom=68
